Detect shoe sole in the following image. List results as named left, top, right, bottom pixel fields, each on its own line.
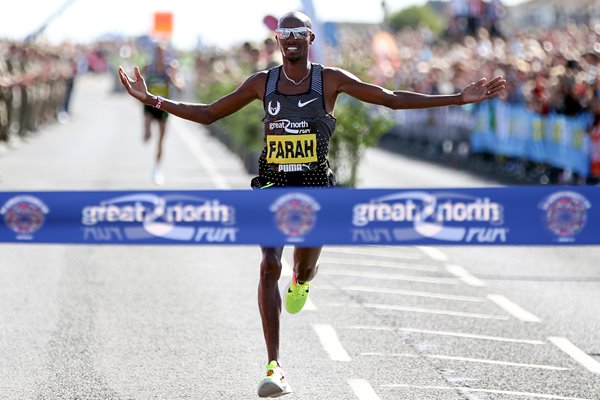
left=258, top=380, right=292, bottom=398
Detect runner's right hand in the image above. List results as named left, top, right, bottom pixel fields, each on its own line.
left=118, top=66, right=150, bottom=103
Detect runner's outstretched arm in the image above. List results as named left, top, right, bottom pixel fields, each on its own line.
left=327, top=67, right=506, bottom=110
left=118, top=66, right=264, bottom=125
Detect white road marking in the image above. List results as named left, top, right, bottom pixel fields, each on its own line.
left=281, top=259, right=315, bottom=310
left=173, top=119, right=230, bottom=189
left=346, top=325, right=395, bottom=332
left=383, top=384, right=593, bottom=400
left=319, top=257, right=439, bottom=272
left=280, top=259, right=292, bottom=277
left=346, top=325, right=546, bottom=345
left=356, top=302, right=508, bottom=320
left=328, top=303, right=507, bottom=320
left=429, top=354, right=570, bottom=370
left=416, top=246, right=449, bottom=262
left=313, top=324, right=351, bottom=362
left=348, top=379, right=382, bottom=400
left=548, top=337, right=600, bottom=374
left=321, top=270, right=458, bottom=285
left=318, top=284, right=486, bottom=303
left=323, top=247, right=422, bottom=260
left=362, top=352, right=418, bottom=357
left=361, top=352, right=569, bottom=371
left=445, top=264, right=487, bottom=287
left=487, top=294, right=541, bottom=323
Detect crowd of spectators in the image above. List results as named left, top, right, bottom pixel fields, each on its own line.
left=188, top=11, right=599, bottom=124
left=193, top=37, right=282, bottom=91
left=315, top=16, right=600, bottom=184
left=326, top=21, right=600, bottom=119
left=446, top=0, right=505, bottom=38
left=0, top=40, right=82, bottom=146
left=0, top=39, right=133, bottom=147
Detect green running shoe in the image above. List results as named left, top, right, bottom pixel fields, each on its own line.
left=257, top=360, right=292, bottom=398
left=284, top=272, right=310, bottom=314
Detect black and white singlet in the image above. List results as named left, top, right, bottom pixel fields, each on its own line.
left=253, top=63, right=337, bottom=188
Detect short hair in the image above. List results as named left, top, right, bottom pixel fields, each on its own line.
left=278, top=11, right=312, bottom=29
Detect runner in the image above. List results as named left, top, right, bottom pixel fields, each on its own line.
left=141, top=42, right=183, bottom=185
left=118, top=11, right=506, bottom=398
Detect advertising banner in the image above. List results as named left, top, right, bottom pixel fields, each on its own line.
left=1, top=187, right=598, bottom=246
left=471, top=103, right=592, bottom=177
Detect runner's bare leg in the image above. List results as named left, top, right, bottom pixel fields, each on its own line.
left=156, top=119, right=167, bottom=163
left=293, top=247, right=321, bottom=283
left=259, top=246, right=284, bottom=362
left=143, top=115, right=152, bottom=142
left=258, top=246, right=322, bottom=362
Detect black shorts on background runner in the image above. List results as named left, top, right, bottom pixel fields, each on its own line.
left=144, top=105, right=169, bottom=121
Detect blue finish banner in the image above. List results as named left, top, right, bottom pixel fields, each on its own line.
left=0, top=187, right=598, bottom=246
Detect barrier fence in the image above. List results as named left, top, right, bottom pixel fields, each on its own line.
left=389, top=100, right=599, bottom=180
left=472, top=101, right=593, bottom=177
left=1, top=187, right=598, bottom=246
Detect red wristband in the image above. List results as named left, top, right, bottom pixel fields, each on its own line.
left=155, top=96, right=164, bottom=109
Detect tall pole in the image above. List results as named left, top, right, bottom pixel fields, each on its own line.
left=26, top=0, right=78, bottom=42
left=300, top=0, right=325, bottom=63
left=381, top=0, right=390, bottom=30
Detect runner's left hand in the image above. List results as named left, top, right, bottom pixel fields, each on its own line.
left=461, top=76, right=506, bottom=104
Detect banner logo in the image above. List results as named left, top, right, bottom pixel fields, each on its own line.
left=352, top=191, right=506, bottom=243
left=270, top=193, right=320, bottom=242
left=1, top=196, right=49, bottom=240
left=540, top=191, right=590, bottom=242
left=81, top=193, right=237, bottom=243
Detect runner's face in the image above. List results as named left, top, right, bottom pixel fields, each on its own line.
left=276, top=18, right=313, bottom=62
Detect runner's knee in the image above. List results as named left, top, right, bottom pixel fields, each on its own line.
left=260, top=253, right=282, bottom=281
left=295, top=260, right=318, bottom=281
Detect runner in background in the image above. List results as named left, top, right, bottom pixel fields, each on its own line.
left=142, top=42, right=183, bottom=185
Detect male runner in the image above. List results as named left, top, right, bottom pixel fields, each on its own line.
left=118, top=11, right=506, bottom=398
left=141, top=42, right=183, bottom=185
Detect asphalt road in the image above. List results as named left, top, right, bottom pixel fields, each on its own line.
left=0, top=73, right=599, bottom=400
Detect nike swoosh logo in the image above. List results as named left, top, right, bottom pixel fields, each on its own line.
left=298, top=98, right=318, bottom=108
